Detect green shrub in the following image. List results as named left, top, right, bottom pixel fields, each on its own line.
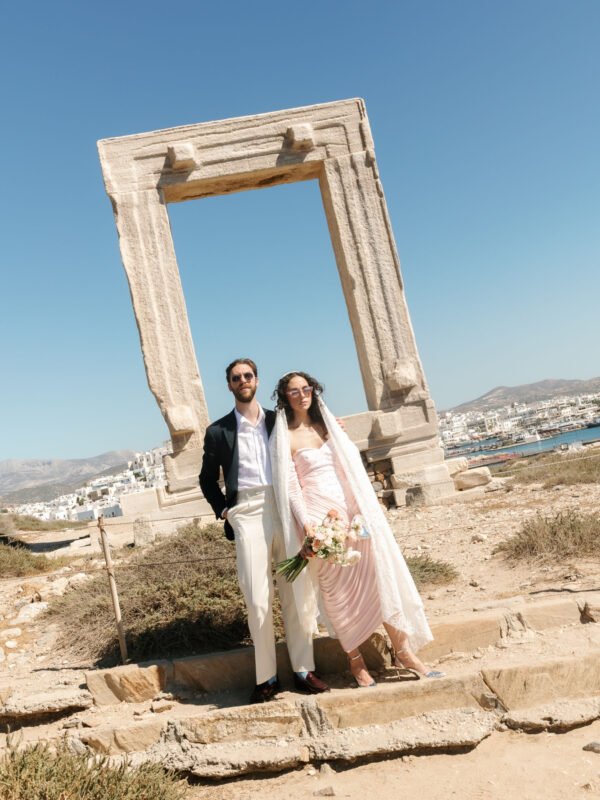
left=0, top=542, right=71, bottom=577
left=11, top=514, right=88, bottom=531
left=498, top=450, right=600, bottom=487
left=406, top=554, right=458, bottom=586
left=0, top=515, right=15, bottom=536
left=494, top=510, right=600, bottom=561
left=0, top=741, right=185, bottom=800
left=48, top=522, right=458, bottom=666
left=48, top=522, right=262, bottom=665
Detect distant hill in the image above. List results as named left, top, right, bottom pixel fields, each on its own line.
left=0, top=451, right=136, bottom=504
left=449, top=378, right=600, bottom=414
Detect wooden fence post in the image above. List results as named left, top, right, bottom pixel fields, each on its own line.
left=97, top=515, right=128, bottom=663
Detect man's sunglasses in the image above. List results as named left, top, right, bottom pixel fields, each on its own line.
left=230, top=372, right=255, bottom=384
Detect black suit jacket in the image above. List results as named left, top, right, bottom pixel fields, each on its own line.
left=199, top=408, right=276, bottom=540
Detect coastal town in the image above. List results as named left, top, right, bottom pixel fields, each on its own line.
left=6, top=446, right=169, bottom=524
left=440, top=390, right=600, bottom=452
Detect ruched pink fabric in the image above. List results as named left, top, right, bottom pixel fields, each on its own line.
left=290, top=442, right=383, bottom=652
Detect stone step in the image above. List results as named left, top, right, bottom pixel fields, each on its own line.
left=3, top=645, right=600, bottom=778
left=2, top=591, right=598, bottom=780
left=0, top=686, right=92, bottom=730
left=128, top=707, right=498, bottom=779
left=84, top=592, right=596, bottom=705
left=65, top=650, right=600, bottom=771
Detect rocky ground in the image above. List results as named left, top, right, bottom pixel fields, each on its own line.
left=185, top=721, right=600, bottom=800
left=1, top=479, right=600, bottom=798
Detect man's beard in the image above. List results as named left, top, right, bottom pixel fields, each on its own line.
left=233, top=384, right=257, bottom=404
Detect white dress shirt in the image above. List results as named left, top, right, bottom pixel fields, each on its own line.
left=235, top=405, right=272, bottom=489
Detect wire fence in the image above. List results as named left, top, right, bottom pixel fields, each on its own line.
left=4, top=447, right=600, bottom=572
left=2, top=447, right=599, bottom=593
left=3, top=480, right=600, bottom=665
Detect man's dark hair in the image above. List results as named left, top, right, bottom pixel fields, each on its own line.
left=226, top=358, right=258, bottom=383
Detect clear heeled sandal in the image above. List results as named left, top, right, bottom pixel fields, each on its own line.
left=349, top=652, right=377, bottom=688
left=393, top=646, right=445, bottom=679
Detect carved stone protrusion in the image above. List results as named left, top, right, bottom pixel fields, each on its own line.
left=164, top=404, right=196, bottom=434
left=285, top=123, right=315, bottom=151
left=167, top=142, right=198, bottom=171
left=383, top=359, right=419, bottom=392
left=373, top=408, right=403, bottom=439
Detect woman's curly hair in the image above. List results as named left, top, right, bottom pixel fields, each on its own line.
left=272, top=371, right=326, bottom=427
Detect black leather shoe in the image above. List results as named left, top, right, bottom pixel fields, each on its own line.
left=293, top=671, right=330, bottom=694
left=250, top=678, right=281, bottom=704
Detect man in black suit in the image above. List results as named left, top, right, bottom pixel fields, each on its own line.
left=199, top=358, right=329, bottom=703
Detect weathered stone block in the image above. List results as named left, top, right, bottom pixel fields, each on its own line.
left=454, top=467, right=492, bottom=490
left=308, top=708, right=497, bottom=763
left=503, top=697, right=600, bottom=732
left=178, top=702, right=304, bottom=744
left=392, top=488, right=407, bottom=506
left=392, top=464, right=452, bottom=486
left=315, top=674, right=488, bottom=729
left=519, top=597, right=581, bottom=631
left=133, top=516, right=155, bottom=547
left=383, top=359, right=418, bottom=392
left=445, top=457, right=469, bottom=476
left=482, top=652, right=600, bottom=709
left=390, top=446, right=445, bottom=474
left=80, top=718, right=164, bottom=755
left=314, top=632, right=390, bottom=673
left=373, top=409, right=403, bottom=439
left=166, top=142, right=197, bottom=170
left=420, top=608, right=508, bottom=661
left=173, top=647, right=257, bottom=692
left=86, top=663, right=169, bottom=706
left=285, top=123, right=315, bottom=150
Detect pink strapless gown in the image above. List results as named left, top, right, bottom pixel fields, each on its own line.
left=292, top=442, right=383, bottom=652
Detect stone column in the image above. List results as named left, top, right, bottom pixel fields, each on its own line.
left=319, top=118, right=454, bottom=504
left=109, top=188, right=209, bottom=492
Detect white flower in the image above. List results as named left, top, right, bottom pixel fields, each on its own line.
left=344, top=549, right=361, bottom=566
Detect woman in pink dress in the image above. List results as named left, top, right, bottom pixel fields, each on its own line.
left=270, top=371, right=442, bottom=688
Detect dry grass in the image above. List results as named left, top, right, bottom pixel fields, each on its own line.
left=0, top=740, right=186, bottom=800
left=494, top=510, right=600, bottom=561
left=10, top=514, right=88, bottom=532
left=497, top=449, right=600, bottom=488
left=406, top=554, right=458, bottom=586
left=47, top=521, right=457, bottom=666
left=0, top=542, right=71, bottom=578
left=47, top=522, right=268, bottom=665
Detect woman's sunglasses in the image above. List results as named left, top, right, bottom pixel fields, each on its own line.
left=286, top=386, right=314, bottom=399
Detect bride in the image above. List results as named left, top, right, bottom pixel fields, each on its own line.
left=270, top=371, right=442, bottom=687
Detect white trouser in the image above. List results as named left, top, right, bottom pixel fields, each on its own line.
left=228, top=485, right=315, bottom=684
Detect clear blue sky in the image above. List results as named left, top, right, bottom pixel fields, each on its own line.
left=1, top=0, right=598, bottom=460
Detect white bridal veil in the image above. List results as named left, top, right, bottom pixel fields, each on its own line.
left=270, top=397, right=433, bottom=651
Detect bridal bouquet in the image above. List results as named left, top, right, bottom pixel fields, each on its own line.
left=276, top=509, right=365, bottom=583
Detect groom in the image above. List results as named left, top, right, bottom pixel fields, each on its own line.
left=199, top=357, right=329, bottom=703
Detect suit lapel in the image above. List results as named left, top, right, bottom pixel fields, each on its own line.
left=265, top=409, right=276, bottom=437
left=222, top=410, right=237, bottom=454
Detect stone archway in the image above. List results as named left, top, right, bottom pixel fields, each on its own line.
left=98, top=98, right=454, bottom=506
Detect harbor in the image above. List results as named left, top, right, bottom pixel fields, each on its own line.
left=445, top=424, right=600, bottom=467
